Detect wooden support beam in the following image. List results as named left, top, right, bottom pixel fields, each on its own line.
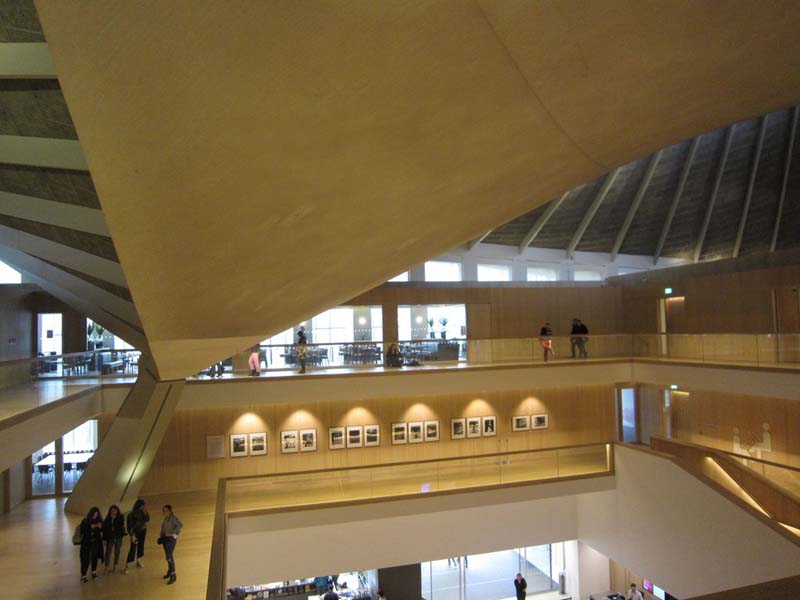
left=610, top=152, right=661, bottom=261
left=771, top=107, right=798, bottom=252
left=654, top=137, right=700, bottom=264
left=566, top=171, right=620, bottom=258
left=694, top=126, right=735, bottom=263
left=733, top=116, right=768, bottom=258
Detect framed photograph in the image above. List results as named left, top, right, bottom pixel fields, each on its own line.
left=249, top=432, right=267, bottom=456
left=408, top=421, right=424, bottom=443
left=230, top=433, right=248, bottom=458
left=512, top=415, right=530, bottom=432
left=482, top=415, right=497, bottom=436
left=451, top=418, right=466, bottom=440
left=347, top=425, right=363, bottom=448
left=281, top=430, right=298, bottom=454
left=424, top=420, right=440, bottom=442
left=532, top=413, right=550, bottom=430
left=300, top=428, right=317, bottom=452
left=207, top=435, right=226, bottom=459
left=364, top=424, right=380, bottom=447
left=391, top=422, right=407, bottom=445
left=329, top=426, right=345, bottom=450
left=466, top=417, right=482, bottom=438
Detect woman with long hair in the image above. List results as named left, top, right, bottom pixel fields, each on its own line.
left=79, top=506, right=103, bottom=583
left=102, top=504, right=126, bottom=574
left=123, top=498, right=150, bottom=573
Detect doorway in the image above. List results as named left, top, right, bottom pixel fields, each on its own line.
left=37, top=313, right=63, bottom=356
left=618, top=387, right=638, bottom=443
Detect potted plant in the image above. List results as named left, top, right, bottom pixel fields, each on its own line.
left=86, top=322, right=95, bottom=350
left=95, top=324, right=105, bottom=348
left=439, top=317, right=449, bottom=339
left=427, top=318, right=435, bottom=338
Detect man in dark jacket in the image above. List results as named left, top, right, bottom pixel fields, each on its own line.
left=514, top=572, right=528, bottom=600
left=323, top=585, right=339, bottom=600
left=576, top=319, right=589, bottom=358
left=123, top=498, right=149, bottom=573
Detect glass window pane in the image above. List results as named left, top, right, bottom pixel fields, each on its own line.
left=477, top=263, right=511, bottom=282
left=525, top=544, right=557, bottom=593
left=32, top=442, right=56, bottom=496
left=574, top=268, right=604, bottom=281
left=425, top=261, right=462, bottom=282
left=63, top=420, right=98, bottom=493
left=527, top=267, right=559, bottom=282
left=388, top=271, right=409, bottom=282
left=0, top=260, right=22, bottom=284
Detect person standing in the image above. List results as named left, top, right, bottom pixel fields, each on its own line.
left=160, top=504, right=183, bottom=584
left=539, top=322, right=554, bottom=362
left=570, top=318, right=581, bottom=359
left=514, top=572, right=528, bottom=600
left=323, top=585, right=339, bottom=600
left=296, top=326, right=308, bottom=374
left=576, top=318, right=589, bottom=358
left=78, top=506, right=103, bottom=583
left=627, top=583, right=644, bottom=600
left=377, top=589, right=387, bottom=600
left=123, top=498, right=149, bottom=573
left=102, top=505, right=126, bottom=574
left=248, top=345, right=261, bottom=376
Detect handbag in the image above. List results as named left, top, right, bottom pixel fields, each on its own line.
left=72, top=522, right=83, bottom=545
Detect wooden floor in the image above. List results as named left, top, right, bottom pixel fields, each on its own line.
left=0, top=490, right=215, bottom=600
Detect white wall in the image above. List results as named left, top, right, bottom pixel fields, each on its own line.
left=579, top=542, right=610, bottom=598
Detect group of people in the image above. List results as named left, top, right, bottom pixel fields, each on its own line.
left=75, top=499, right=182, bottom=586
left=513, top=573, right=644, bottom=600
left=538, top=318, right=590, bottom=362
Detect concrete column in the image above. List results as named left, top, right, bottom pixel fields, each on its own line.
left=378, top=564, right=422, bottom=600
left=65, top=356, right=184, bottom=515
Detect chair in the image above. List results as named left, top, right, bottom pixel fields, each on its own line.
left=63, top=462, right=74, bottom=480
left=36, top=465, right=51, bottom=483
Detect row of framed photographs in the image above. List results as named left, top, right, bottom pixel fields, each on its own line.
left=229, top=413, right=551, bottom=457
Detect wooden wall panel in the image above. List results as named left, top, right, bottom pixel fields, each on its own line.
left=140, top=384, right=616, bottom=494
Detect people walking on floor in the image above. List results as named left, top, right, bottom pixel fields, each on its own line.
left=297, top=326, right=308, bottom=374
left=627, top=583, right=644, bottom=600
left=159, top=504, right=183, bottom=585
left=123, top=498, right=150, bottom=573
left=514, top=572, right=528, bottom=600
left=248, top=345, right=261, bottom=376
left=78, top=506, right=103, bottom=583
left=539, top=322, right=554, bottom=362
left=102, top=504, right=126, bottom=574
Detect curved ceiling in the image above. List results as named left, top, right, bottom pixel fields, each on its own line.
left=477, top=107, right=800, bottom=262
left=12, top=1, right=800, bottom=378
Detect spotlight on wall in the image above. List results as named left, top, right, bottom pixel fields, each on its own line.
left=415, top=316, right=424, bottom=324
left=358, top=316, right=367, bottom=325
left=670, top=384, right=678, bottom=390
left=664, top=287, right=673, bottom=295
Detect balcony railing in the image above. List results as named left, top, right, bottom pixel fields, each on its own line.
left=0, top=348, right=141, bottom=389
left=207, top=442, right=612, bottom=600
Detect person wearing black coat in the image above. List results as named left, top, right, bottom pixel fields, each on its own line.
left=123, top=498, right=150, bottom=573
left=79, top=506, right=103, bottom=583
left=514, top=573, right=528, bottom=600
left=102, top=505, right=126, bottom=574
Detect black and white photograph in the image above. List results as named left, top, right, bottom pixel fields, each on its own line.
left=300, top=428, right=317, bottom=452
left=466, top=416, right=482, bottom=438
left=392, top=422, right=407, bottom=445
left=424, top=420, right=440, bottom=442
left=230, top=433, right=248, bottom=458
left=281, top=430, right=298, bottom=453
left=347, top=425, right=363, bottom=448
left=532, top=413, right=550, bottom=429
left=451, top=418, right=466, bottom=440
left=249, top=432, right=267, bottom=455
left=482, top=415, right=497, bottom=436
left=408, top=421, right=423, bottom=443
left=512, top=415, right=530, bottom=432
left=364, top=424, right=380, bottom=447
left=329, top=426, right=345, bottom=450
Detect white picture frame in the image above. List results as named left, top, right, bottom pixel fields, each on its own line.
left=206, top=435, right=226, bottom=459
left=248, top=432, right=267, bottom=456
left=281, top=430, right=299, bottom=454
left=424, top=420, right=440, bottom=442
left=391, top=423, right=407, bottom=445
left=408, top=422, right=424, bottom=443
left=482, top=415, right=497, bottom=436
left=532, top=413, right=550, bottom=430
left=347, top=425, right=363, bottom=448
left=230, top=433, right=248, bottom=458
left=329, top=426, right=346, bottom=450
left=512, top=415, right=530, bottom=432
left=466, top=417, right=482, bottom=438
left=300, top=428, right=317, bottom=452
left=450, top=418, right=466, bottom=440
left=364, top=424, right=381, bottom=447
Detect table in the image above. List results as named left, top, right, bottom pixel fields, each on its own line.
left=35, top=451, right=94, bottom=467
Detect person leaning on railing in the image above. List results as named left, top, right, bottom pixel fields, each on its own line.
left=386, top=343, right=403, bottom=367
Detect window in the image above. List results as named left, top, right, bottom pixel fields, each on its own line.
left=388, top=271, right=409, bottom=282
left=424, top=260, right=461, bottom=282
left=527, top=267, right=559, bottom=282
left=398, top=304, right=466, bottom=341
left=477, top=263, right=511, bottom=282
left=63, top=420, right=98, bottom=493
left=0, top=260, right=21, bottom=284
left=574, top=268, right=604, bottom=281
